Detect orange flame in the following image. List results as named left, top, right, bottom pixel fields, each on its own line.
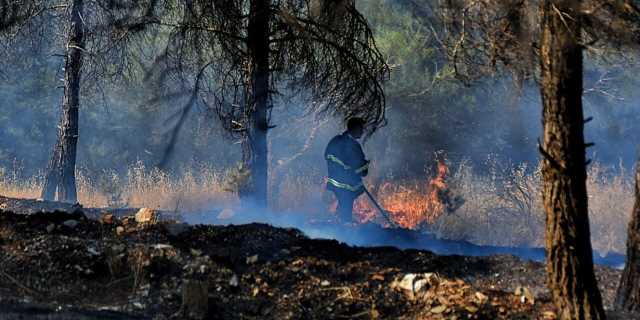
left=352, top=159, right=450, bottom=229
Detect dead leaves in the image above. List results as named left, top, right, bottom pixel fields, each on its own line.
left=370, top=274, right=385, bottom=281
left=387, top=273, right=542, bottom=319
left=430, top=304, right=447, bottom=314
left=0, top=210, right=568, bottom=319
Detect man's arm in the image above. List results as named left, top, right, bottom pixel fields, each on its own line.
left=354, top=142, right=369, bottom=177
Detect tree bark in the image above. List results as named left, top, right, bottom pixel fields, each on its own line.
left=245, top=0, right=270, bottom=208
left=615, top=160, right=640, bottom=312
left=41, top=0, right=84, bottom=203
left=539, top=1, right=606, bottom=319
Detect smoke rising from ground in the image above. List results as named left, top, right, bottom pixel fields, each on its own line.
left=1, top=3, right=640, bottom=269
left=1, top=53, right=639, bottom=228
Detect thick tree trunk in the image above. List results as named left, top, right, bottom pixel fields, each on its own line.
left=244, top=0, right=270, bottom=208
left=615, top=160, right=640, bottom=312
left=539, top=1, right=606, bottom=319
left=41, top=0, right=84, bottom=203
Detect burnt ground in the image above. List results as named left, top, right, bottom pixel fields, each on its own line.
left=0, top=200, right=635, bottom=319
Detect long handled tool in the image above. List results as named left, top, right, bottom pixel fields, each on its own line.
left=363, top=186, right=398, bottom=228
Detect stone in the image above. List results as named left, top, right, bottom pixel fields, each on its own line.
left=514, top=286, right=535, bottom=305
left=46, top=224, right=55, bottom=233
left=63, top=220, right=78, bottom=228
left=394, top=274, right=417, bottom=291
left=152, top=244, right=173, bottom=250
left=246, top=255, right=258, bottom=265
left=229, top=274, right=239, bottom=287
left=413, top=279, right=431, bottom=293
left=391, top=273, right=439, bottom=300
left=135, top=208, right=158, bottom=224
left=474, top=291, right=488, bottom=304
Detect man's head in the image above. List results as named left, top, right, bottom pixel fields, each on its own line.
left=346, top=117, right=365, bottom=139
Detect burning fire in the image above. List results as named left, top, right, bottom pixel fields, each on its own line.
left=337, top=158, right=453, bottom=229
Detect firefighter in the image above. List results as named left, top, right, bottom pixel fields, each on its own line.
left=324, top=117, right=370, bottom=223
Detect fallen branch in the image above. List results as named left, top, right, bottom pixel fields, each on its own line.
left=102, top=276, right=133, bottom=288
left=0, top=265, right=41, bottom=297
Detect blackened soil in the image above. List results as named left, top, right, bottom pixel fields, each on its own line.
left=0, top=209, right=630, bottom=319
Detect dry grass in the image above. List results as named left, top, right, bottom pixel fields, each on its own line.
left=430, top=160, right=633, bottom=254
left=267, top=159, right=633, bottom=254
left=0, top=161, right=237, bottom=213
left=0, top=167, right=43, bottom=200
left=0, top=159, right=633, bottom=254
left=586, top=163, right=633, bottom=254
left=431, top=159, right=546, bottom=249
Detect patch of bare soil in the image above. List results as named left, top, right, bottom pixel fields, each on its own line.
left=0, top=203, right=631, bottom=319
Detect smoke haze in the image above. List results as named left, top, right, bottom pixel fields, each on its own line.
left=1, top=1, right=639, bottom=268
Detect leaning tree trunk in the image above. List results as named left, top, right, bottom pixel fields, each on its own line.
left=244, top=0, right=270, bottom=208
left=615, top=159, right=640, bottom=312
left=539, top=1, right=606, bottom=319
left=41, top=0, right=84, bottom=203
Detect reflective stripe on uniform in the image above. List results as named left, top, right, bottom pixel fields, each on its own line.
left=355, top=162, right=369, bottom=174
left=326, top=178, right=363, bottom=192
left=326, top=154, right=351, bottom=170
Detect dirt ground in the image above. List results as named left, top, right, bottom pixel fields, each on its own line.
left=0, top=199, right=634, bottom=319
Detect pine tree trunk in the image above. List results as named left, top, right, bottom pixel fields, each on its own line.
left=41, top=0, right=83, bottom=203
left=615, top=160, right=640, bottom=312
left=245, top=0, right=270, bottom=208
left=539, top=1, right=606, bottom=319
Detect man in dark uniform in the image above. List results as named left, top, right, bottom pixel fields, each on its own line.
left=324, top=118, right=369, bottom=223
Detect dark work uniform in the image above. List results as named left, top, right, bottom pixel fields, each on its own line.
left=324, top=132, right=369, bottom=222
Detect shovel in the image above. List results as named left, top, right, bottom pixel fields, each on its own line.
left=363, top=186, right=399, bottom=228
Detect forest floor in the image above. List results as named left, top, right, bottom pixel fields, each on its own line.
left=0, top=197, right=635, bottom=320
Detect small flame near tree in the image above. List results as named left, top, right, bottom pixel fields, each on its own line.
left=329, top=155, right=461, bottom=229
